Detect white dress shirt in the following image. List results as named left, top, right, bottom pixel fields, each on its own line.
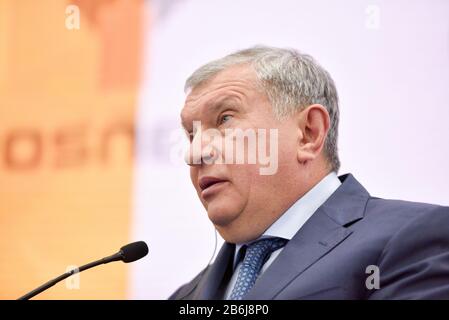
left=224, top=172, right=342, bottom=299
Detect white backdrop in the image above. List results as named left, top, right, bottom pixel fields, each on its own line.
left=130, top=0, right=449, bottom=299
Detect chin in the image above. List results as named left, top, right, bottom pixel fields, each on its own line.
left=206, top=202, right=241, bottom=227
left=214, top=223, right=261, bottom=244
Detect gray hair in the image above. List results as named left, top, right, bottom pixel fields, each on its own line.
left=185, top=45, right=340, bottom=172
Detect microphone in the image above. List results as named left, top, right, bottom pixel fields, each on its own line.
left=18, top=241, right=149, bottom=300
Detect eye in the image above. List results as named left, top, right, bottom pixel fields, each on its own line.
left=219, top=114, right=233, bottom=125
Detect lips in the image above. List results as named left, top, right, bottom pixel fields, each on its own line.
left=199, top=176, right=228, bottom=191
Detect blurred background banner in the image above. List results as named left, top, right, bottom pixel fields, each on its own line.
left=1, top=0, right=449, bottom=299
left=0, top=0, right=145, bottom=299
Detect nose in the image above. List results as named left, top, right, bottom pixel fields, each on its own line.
left=185, top=129, right=220, bottom=166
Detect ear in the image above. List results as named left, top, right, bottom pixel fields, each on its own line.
left=296, top=104, right=330, bottom=165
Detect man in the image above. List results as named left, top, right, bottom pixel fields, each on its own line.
left=170, top=46, right=449, bottom=300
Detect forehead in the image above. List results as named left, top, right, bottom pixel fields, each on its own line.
left=181, top=65, right=259, bottom=119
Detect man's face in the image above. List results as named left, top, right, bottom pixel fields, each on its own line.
left=181, top=65, right=300, bottom=243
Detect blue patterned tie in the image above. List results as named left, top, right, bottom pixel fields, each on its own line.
left=229, top=237, right=288, bottom=300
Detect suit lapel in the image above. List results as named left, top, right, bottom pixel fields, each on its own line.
left=244, top=173, right=370, bottom=300
left=193, top=242, right=235, bottom=299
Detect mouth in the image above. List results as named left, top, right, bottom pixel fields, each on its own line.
left=199, top=176, right=229, bottom=198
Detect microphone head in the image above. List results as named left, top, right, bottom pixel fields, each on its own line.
left=120, top=241, right=149, bottom=263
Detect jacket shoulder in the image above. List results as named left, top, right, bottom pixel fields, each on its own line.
left=364, top=196, right=447, bottom=221
left=367, top=205, right=449, bottom=299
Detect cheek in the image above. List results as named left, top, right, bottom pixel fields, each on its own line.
left=228, top=164, right=259, bottom=198
left=275, top=129, right=299, bottom=164
left=235, top=162, right=282, bottom=200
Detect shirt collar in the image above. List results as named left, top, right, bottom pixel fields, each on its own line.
left=232, top=171, right=342, bottom=268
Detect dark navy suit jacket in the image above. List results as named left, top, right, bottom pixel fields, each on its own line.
left=169, top=174, right=449, bottom=299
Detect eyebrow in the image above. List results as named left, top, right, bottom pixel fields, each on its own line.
left=181, top=96, right=241, bottom=131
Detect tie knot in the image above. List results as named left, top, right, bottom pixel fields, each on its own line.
left=243, top=237, right=288, bottom=267
left=229, top=237, right=287, bottom=300
left=248, top=236, right=287, bottom=252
